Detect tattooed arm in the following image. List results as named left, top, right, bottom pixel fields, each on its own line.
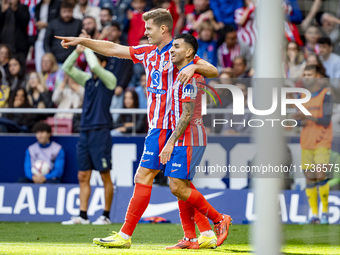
left=159, top=102, right=195, bottom=164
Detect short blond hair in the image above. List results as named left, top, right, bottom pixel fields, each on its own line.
left=142, top=8, right=173, bottom=33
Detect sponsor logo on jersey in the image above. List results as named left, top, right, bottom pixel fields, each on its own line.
left=151, top=70, right=161, bottom=88
left=144, top=151, right=154, bottom=156
left=147, top=87, right=166, bottom=95
left=183, top=84, right=197, bottom=99
left=172, top=163, right=181, bottom=167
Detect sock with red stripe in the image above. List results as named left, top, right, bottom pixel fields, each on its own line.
left=121, top=183, right=152, bottom=236
left=178, top=200, right=197, bottom=239
left=185, top=189, right=223, bottom=224
left=190, top=182, right=212, bottom=232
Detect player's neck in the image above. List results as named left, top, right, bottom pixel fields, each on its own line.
left=157, top=35, right=173, bottom=52
left=177, top=58, right=194, bottom=71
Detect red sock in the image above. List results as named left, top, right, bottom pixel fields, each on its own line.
left=190, top=183, right=211, bottom=232
left=121, top=183, right=152, bottom=236
left=178, top=200, right=197, bottom=239
left=185, top=189, right=223, bottom=224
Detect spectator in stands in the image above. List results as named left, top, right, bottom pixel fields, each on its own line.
left=234, top=0, right=257, bottom=53
left=318, top=12, right=339, bottom=44
left=61, top=41, right=116, bottom=225
left=233, top=56, right=250, bottom=79
left=52, top=73, right=84, bottom=119
left=20, top=122, right=65, bottom=183
left=34, top=0, right=61, bottom=73
left=223, top=81, right=251, bottom=135
left=7, top=57, right=27, bottom=92
left=111, top=90, right=147, bottom=136
left=317, top=37, right=340, bottom=89
left=0, top=44, right=11, bottom=78
left=209, top=0, right=243, bottom=29
left=0, top=0, right=29, bottom=63
left=0, top=88, right=35, bottom=132
left=217, top=26, right=251, bottom=71
left=182, top=0, right=218, bottom=37
left=0, top=68, right=10, bottom=108
left=40, top=53, right=63, bottom=92
left=127, top=0, right=146, bottom=46
left=303, top=25, right=321, bottom=56
left=102, top=21, right=133, bottom=122
left=284, top=41, right=306, bottom=79
left=100, top=7, right=113, bottom=28
left=44, top=1, right=82, bottom=65
left=300, top=0, right=322, bottom=31
left=111, top=0, right=130, bottom=26
left=197, top=21, right=218, bottom=67
left=135, top=72, right=147, bottom=109
left=73, top=0, right=101, bottom=30
left=306, top=53, right=324, bottom=69
left=283, top=0, right=304, bottom=46
left=26, top=71, right=53, bottom=109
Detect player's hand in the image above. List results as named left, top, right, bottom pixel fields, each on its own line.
left=178, top=64, right=196, bottom=86
left=32, top=174, right=46, bottom=184
left=115, top=86, right=123, bottom=96
left=75, top=44, right=85, bottom=54
left=159, top=142, right=174, bottom=165
left=55, top=35, right=83, bottom=49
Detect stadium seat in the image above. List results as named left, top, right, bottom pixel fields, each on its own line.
left=44, top=117, right=73, bottom=134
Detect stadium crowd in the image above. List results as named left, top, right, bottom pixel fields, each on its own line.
left=0, top=0, right=340, bottom=135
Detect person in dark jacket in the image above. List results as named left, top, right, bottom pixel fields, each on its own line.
left=35, top=0, right=61, bottom=73
left=44, top=0, right=82, bottom=64
left=0, top=0, right=29, bottom=63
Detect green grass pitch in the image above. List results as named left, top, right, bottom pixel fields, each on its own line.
left=0, top=222, right=339, bottom=254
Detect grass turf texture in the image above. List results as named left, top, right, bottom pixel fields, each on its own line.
left=0, top=222, right=339, bottom=254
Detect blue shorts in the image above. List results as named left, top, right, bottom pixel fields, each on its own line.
left=139, top=128, right=172, bottom=171
left=164, top=146, right=206, bottom=180
left=77, top=129, right=112, bottom=171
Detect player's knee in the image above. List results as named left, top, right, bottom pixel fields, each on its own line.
left=134, top=167, right=158, bottom=185
left=78, top=171, right=91, bottom=183
left=169, top=181, right=181, bottom=198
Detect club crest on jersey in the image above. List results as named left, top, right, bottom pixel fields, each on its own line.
left=183, top=83, right=197, bottom=99
left=151, top=70, right=161, bottom=88
left=163, top=61, right=171, bottom=71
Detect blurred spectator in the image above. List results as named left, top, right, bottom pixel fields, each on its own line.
left=102, top=21, right=133, bottom=122
left=100, top=7, right=113, bottom=28
left=26, top=71, right=53, bottom=109
left=182, top=0, right=218, bottom=37
left=303, top=25, right=321, bottom=56
left=233, top=56, right=250, bottom=79
left=7, top=57, right=27, bottom=92
left=0, top=88, right=35, bottom=132
left=197, top=21, right=217, bottom=67
left=127, top=0, right=146, bottom=46
left=157, top=0, right=181, bottom=35
left=217, top=26, right=251, bottom=71
left=284, top=41, right=306, bottom=79
left=34, top=0, right=61, bottom=73
left=234, top=0, right=257, bottom=54
left=111, top=0, right=130, bottom=26
left=52, top=73, right=84, bottom=119
left=20, top=122, right=65, bottom=183
left=73, top=0, right=101, bottom=30
left=318, top=12, right=339, bottom=44
left=283, top=0, right=303, bottom=46
left=222, top=82, right=251, bottom=135
left=0, top=0, right=29, bottom=62
left=306, top=53, right=325, bottom=71
left=44, top=1, right=82, bottom=65
left=0, top=44, right=11, bottom=79
left=0, top=68, right=10, bottom=108
left=210, top=0, right=243, bottom=29
left=317, top=37, right=340, bottom=89
left=40, top=53, right=63, bottom=92
left=111, top=90, right=147, bottom=135
left=135, top=72, right=147, bottom=109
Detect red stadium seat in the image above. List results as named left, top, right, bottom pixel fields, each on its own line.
left=44, top=117, right=73, bottom=134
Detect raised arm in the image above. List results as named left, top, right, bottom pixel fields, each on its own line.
left=177, top=58, right=218, bottom=86
left=55, top=36, right=132, bottom=59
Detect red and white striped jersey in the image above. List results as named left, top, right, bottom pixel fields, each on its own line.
left=235, top=6, right=257, bottom=48
left=171, top=70, right=207, bottom=147
left=129, top=41, right=175, bottom=129
left=21, top=0, right=39, bottom=36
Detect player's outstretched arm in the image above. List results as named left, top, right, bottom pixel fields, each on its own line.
left=54, top=36, right=132, bottom=59
left=177, top=58, right=218, bottom=86
left=159, top=102, right=195, bottom=164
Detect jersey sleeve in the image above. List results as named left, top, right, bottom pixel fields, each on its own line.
left=181, top=77, right=199, bottom=102
left=129, top=45, right=152, bottom=65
